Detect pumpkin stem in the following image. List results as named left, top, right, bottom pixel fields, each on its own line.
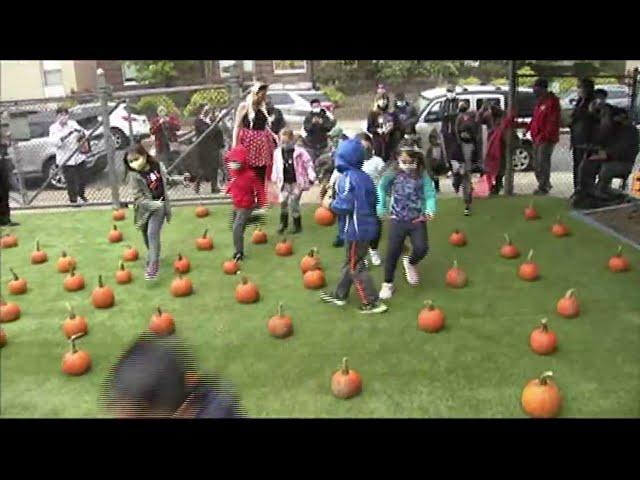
left=69, top=266, right=76, bottom=277
left=98, top=275, right=104, bottom=288
left=528, top=200, right=534, bottom=209
left=241, top=276, right=248, bottom=285
left=35, top=239, right=41, bottom=251
left=61, top=250, right=67, bottom=258
left=556, top=215, right=562, bottom=223
left=113, top=224, right=118, bottom=231
left=452, top=259, right=458, bottom=269
left=277, top=302, right=283, bottom=317
left=424, top=300, right=434, bottom=310
left=540, top=318, right=549, bottom=332
left=69, top=332, right=85, bottom=354
left=539, top=371, right=554, bottom=385
left=9, top=268, right=19, bottom=281
left=202, top=229, right=208, bottom=238
left=527, top=250, right=534, bottom=262
left=341, top=357, right=350, bottom=375
left=308, top=249, right=315, bottom=257
left=119, top=261, right=125, bottom=271
left=66, top=303, right=76, bottom=320
left=616, top=245, right=623, bottom=257
left=565, top=288, right=575, bottom=299
left=504, top=233, right=511, bottom=245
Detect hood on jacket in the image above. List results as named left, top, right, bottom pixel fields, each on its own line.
left=335, top=137, right=366, bottom=173
left=225, top=146, right=249, bottom=176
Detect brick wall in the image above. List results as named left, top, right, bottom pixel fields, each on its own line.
left=210, top=60, right=313, bottom=86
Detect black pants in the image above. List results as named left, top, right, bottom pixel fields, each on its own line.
left=251, top=165, right=268, bottom=207
left=572, top=147, right=588, bottom=192
left=384, top=219, right=429, bottom=284
left=0, top=160, right=10, bottom=222
left=62, top=163, right=87, bottom=203
left=334, top=240, right=379, bottom=305
left=579, top=158, right=632, bottom=195
left=370, top=215, right=382, bottom=250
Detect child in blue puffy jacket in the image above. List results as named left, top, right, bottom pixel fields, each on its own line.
left=319, top=138, right=388, bottom=314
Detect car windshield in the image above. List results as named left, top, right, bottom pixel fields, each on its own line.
left=298, top=93, right=330, bottom=103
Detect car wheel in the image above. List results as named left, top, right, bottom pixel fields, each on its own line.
left=512, top=144, right=532, bottom=172
left=44, top=158, right=67, bottom=189
left=111, top=128, right=129, bottom=150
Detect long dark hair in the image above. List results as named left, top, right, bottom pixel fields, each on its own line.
left=389, top=137, right=426, bottom=178
left=122, top=142, right=158, bottom=179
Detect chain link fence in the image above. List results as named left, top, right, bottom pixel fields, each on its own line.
left=1, top=82, right=236, bottom=210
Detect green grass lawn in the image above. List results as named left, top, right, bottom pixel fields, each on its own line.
left=1, top=196, right=639, bottom=418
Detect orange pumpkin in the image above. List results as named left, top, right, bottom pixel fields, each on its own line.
left=252, top=228, right=268, bottom=244
left=275, top=238, right=293, bottom=256
left=62, top=303, right=89, bottom=339
left=112, top=209, right=126, bottom=221
left=448, top=229, right=467, bottom=247
left=518, top=250, right=539, bottom=281
left=303, top=267, right=326, bottom=290
left=524, top=201, right=539, bottom=220
left=529, top=318, right=557, bottom=355
left=108, top=224, right=123, bottom=243
left=500, top=234, right=520, bottom=259
left=149, top=307, right=175, bottom=336
left=446, top=260, right=468, bottom=288
left=122, top=245, right=139, bottom=262
left=222, top=259, right=240, bottom=275
left=31, top=239, right=48, bottom=264
left=300, top=248, right=321, bottom=274
left=315, top=206, right=336, bottom=226
left=8, top=268, right=27, bottom=295
left=521, top=371, right=562, bottom=418
left=92, top=275, right=115, bottom=309
left=556, top=288, right=580, bottom=318
left=551, top=216, right=570, bottom=237
left=0, top=327, right=6, bottom=348
left=235, top=276, right=260, bottom=304
left=170, top=275, right=193, bottom=297
left=331, top=357, right=362, bottom=399
left=0, top=297, right=21, bottom=323
left=57, top=251, right=77, bottom=273
left=64, top=267, right=85, bottom=292
left=195, top=205, right=209, bottom=218
left=608, top=245, right=631, bottom=273
left=0, top=233, right=18, bottom=248
left=61, top=333, right=91, bottom=376
left=267, top=302, right=293, bottom=338
left=196, top=229, right=214, bottom=251
left=174, top=253, right=191, bottom=274
left=418, top=300, right=446, bottom=333
left=115, top=261, right=133, bottom=285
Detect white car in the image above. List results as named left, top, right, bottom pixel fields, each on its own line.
left=70, top=102, right=150, bottom=150
left=267, top=90, right=335, bottom=126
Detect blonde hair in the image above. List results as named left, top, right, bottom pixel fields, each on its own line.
left=280, top=128, right=294, bottom=141
left=245, top=82, right=270, bottom=129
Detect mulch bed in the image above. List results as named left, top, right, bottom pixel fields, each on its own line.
left=583, top=202, right=640, bottom=246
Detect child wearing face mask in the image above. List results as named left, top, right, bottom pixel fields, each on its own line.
left=225, top=145, right=266, bottom=262
left=271, top=129, right=316, bottom=234
left=376, top=139, right=437, bottom=300
left=123, top=143, right=190, bottom=281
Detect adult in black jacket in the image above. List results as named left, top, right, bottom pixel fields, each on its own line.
left=0, top=130, right=19, bottom=226
left=367, top=91, right=401, bottom=162
left=193, top=104, right=225, bottom=193
left=569, top=78, right=597, bottom=192
left=266, top=100, right=286, bottom=136
left=303, top=99, right=335, bottom=160
left=394, top=92, right=419, bottom=136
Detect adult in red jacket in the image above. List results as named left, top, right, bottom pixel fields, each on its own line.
left=526, top=78, right=561, bottom=195
left=150, top=106, right=181, bottom=167
left=225, top=146, right=265, bottom=262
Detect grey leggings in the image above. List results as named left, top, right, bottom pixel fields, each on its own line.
left=233, top=207, right=253, bottom=254
left=142, top=204, right=167, bottom=265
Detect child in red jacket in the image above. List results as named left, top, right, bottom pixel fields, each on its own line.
left=225, top=146, right=265, bottom=261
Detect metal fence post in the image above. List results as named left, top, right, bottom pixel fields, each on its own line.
left=504, top=60, right=518, bottom=196
left=630, top=67, right=639, bottom=125
left=97, top=69, right=120, bottom=209
left=126, top=98, right=135, bottom=145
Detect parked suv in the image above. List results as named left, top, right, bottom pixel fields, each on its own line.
left=560, top=84, right=631, bottom=128
left=414, top=85, right=538, bottom=171
left=267, top=90, right=335, bottom=125
left=70, top=102, right=150, bottom=149
left=4, top=109, right=109, bottom=190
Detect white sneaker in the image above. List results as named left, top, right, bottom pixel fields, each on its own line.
left=379, top=282, right=394, bottom=300
left=402, top=256, right=420, bottom=286
left=369, top=249, right=382, bottom=266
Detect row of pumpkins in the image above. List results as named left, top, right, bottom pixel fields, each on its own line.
left=0, top=201, right=635, bottom=417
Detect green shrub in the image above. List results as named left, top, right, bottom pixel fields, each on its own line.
left=460, top=76, right=481, bottom=85
left=320, top=84, right=346, bottom=106
left=135, top=95, right=179, bottom=118
left=491, top=77, right=509, bottom=86
left=183, top=89, right=230, bottom=117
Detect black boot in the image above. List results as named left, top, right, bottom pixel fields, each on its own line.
left=452, top=174, right=462, bottom=194
left=290, top=216, right=302, bottom=234
left=277, top=211, right=288, bottom=235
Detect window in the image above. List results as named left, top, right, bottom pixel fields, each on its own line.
left=243, top=61, right=255, bottom=73
left=515, top=91, right=537, bottom=117
left=267, top=93, right=295, bottom=105
left=273, top=61, right=307, bottom=75
left=475, top=96, right=503, bottom=111
left=44, top=70, right=63, bottom=86
left=607, top=88, right=628, bottom=100
left=219, top=60, right=237, bottom=78
left=122, top=63, right=139, bottom=84
left=424, top=100, right=443, bottom=122
left=298, top=93, right=330, bottom=103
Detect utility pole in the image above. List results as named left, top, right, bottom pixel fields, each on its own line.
left=504, top=60, right=518, bottom=196
left=97, top=68, right=120, bottom=209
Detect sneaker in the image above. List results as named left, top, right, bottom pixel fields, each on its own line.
left=332, top=237, right=344, bottom=248
left=0, top=220, right=20, bottom=227
left=145, top=262, right=159, bottom=281
left=369, top=248, right=382, bottom=266
left=79, top=196, right=89, bottom=203
left=70, top=202, right=81, bottom=208
left=319, top=291, right=347, bottom=307
left=359, top=302, right=389, bottom=314
left=379, top=282, right=394, bottom=300
left=233, top=252, right=244, bottom=262
left=402, top=256, right=420, bottom=286
left=464, top=206, right=471, bottom=216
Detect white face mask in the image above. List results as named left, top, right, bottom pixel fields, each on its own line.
left=228, top=161, right=241, bottom=170
left=312, top=107, right=321, bottom=114
left=127, top=154, right=147, bottom=171
left=399, top=162, right=417, bottom=172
